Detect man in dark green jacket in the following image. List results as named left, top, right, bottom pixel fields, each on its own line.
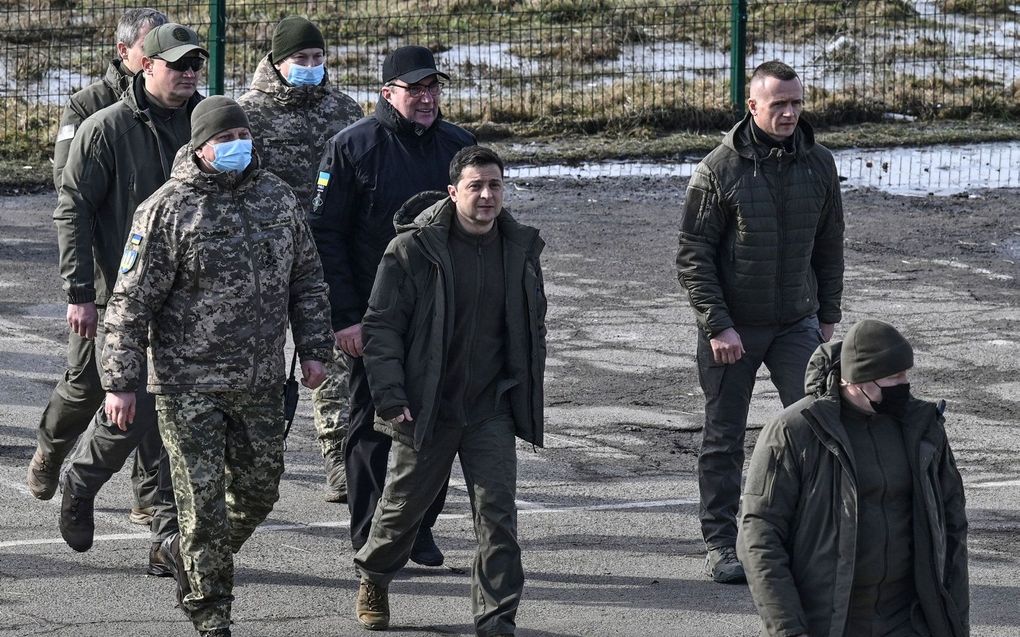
left=738, top=319, right=968, bottom=637
left=676, top=60, right=844, bottom=582
left=353, top=146, right=546, bottom=636
left=44, top=22, right=206, bottom=575
left=32, top=8, right=169, bottom=528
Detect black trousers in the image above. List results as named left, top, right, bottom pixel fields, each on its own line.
left=344, top=356, right=448, bottom=550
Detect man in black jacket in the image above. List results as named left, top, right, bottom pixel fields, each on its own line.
left=354, top=146, right=546, bottom=636
left=309, top=45, right=475, bottom=564
left=738, top=319, right=968, bottom=637
left=676, top=60, right=844, bottom=583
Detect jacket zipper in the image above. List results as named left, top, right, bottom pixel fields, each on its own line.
left=775, top=152, right=786, bottom=323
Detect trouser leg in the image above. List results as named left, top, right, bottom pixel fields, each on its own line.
left=311, top=348, right=350, bottom=457
left=696, top=326, right=767, bottom=548
left=35, top=330, right=103, bottom=462
left=157, top=393, right=232, bottom=634
left=149, top=445, right=178, bottom=542
left=222, top=388, right=286, bottom=553
left=459, top=415, right=521, bottom=637
left=345, top=357, right=392, bottom=550
left=354, top=420, right=461, bottom=585
left=763, top=315, right=823, bottom=407
left=131, top=424, right=162, bottom=510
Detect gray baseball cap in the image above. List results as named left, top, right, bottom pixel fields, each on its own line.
left=143, top=23, right=208, bottom=62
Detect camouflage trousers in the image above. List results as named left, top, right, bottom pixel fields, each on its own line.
left=311, top=347, right=350, bottom=458
left=156, top=389, right=285, bottom=633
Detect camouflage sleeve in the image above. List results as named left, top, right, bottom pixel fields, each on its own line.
left=362, top=241, right=415, bottom=414
left=675, top=161, right=733, bottom=336
left=100, top=193, right=180, bottom=392
left=287, top=198, right=334, bottom=364
left=53, top=118, right=112, bottom=304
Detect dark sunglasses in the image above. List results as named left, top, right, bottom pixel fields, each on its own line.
left=162, top=57, right=205, bottom=72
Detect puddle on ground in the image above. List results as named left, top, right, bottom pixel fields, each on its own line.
left=509, top=141, right=1020, bottom=197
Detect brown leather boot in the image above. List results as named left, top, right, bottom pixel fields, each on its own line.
left=355, top=578, right=390, bottom=630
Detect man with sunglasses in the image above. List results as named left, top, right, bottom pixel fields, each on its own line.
left=51, top=22, right=206, bottom=577
left=309, top=45, right=475, bottom=567
left=33, top=6, right=167, bottom=534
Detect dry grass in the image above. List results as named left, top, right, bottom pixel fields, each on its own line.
left=935, top=0, right=1016, bottom=15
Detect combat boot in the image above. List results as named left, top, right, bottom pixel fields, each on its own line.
left=409, top=527, right=444, bottom=567
left=158, top=532, right=192, bottom=614
left=27, top=448, right=60, bottom=500
left=355, top=578, right=389, bottom=630
left=199, top=628, right=231, bottom=636
left=323, top=449, right=347, bottom=503
left=146, top=540, right=173, bottom=577
left=704, top=545, right=746, bottom=584
left=59, top=489, right=95, bottom=552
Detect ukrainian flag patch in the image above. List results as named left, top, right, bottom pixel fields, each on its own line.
left=119, top=233, right=143, bottom=273
left=317, top=171, right=330, bottom=187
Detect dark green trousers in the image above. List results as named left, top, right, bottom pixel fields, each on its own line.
left=355, top=414, right=521, bottom=637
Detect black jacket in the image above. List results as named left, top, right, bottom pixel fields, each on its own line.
left=362, top=199, right=546, bottom=450
left=307, top=98, right=475, bottom=330
left=738, top=341, right=969, bottom=637
left=676, top=113, right=844, bottom=336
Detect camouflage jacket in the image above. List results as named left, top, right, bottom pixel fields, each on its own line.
left=53, top=73, right=203, bottom=306
left=101, top=147, right=334, bottom=394
left=52, top=60, right=132, bottom=190
left=236, top=54, right=363, bottom=205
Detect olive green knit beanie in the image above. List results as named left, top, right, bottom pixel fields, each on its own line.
left=272, top=17, right=325, bottom=63
left=841, top=319, right=914, bottom=383
left=190, top=96, right=250, bottom=148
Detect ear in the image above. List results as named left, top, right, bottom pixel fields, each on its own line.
left=447, top=183, right=457, bottom=201
left=746, top=97, right=757, bottom=116
left=141, top=56, right=155, bottom=75
left=381, top=85, right=393, bottom=102
left=116, top=41, right=129, bottom=61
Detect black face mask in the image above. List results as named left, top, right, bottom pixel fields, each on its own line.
left=868, top=382, right=911, bottom=417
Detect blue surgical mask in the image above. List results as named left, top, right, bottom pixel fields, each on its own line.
left=286, top=63, right=325, bottom=86
left=209, top=138, right=252, bottom=174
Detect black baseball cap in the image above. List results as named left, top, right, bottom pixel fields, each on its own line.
left=382, top=45, right=449, bottom=84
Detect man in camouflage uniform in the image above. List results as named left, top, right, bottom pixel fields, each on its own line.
left=101, top=96, right=333, bottom=637
left=47, top=22, right=208, bottom=576
left=31, top=7, right=167, bottom=529
left=237, top=16, right=363, bottom=503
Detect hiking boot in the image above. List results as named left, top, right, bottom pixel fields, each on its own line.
left=355, top=579, right=390, bottom=630
left=323, top=450, right=347, bottom=503
left=27, top=448, right=60, bottom=500
left=199, top=629, right=231, bottom=637
left=59, top=489, right=95, bottom=552
left=129, top=506, right=155, bottom=526
left=146, top=541, right=173, bottom=577
left=704, top=545, right=746, bottom=584
left=409, top=527, right=444, bottom=567
left=159, top=532, right=192, bottom=615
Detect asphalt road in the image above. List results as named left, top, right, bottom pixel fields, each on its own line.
left=0, top=181, right=1017, bottom=637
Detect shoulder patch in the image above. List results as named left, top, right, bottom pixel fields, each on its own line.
left=119, top=233, right=144, bottom=273
left=56, top=124, right=76, bottom=143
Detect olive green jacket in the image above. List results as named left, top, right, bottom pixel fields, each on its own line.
left=362, top=198, right=547, bottom=450
left=101, top=147, right=333, bottom=394
left=53, top=73, right=203, bottom=306
left=676, top=113, right=844, bottom=336
left=52, top=60, right=133, bottom=190
left=738, top=341, right=969, bottom=637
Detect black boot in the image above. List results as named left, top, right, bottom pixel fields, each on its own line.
left=146, top=541, right=173, bottom=577
left=409, top=527, right=444, bottom=567
left=59, top=489, right=95, bottom=552
left=158, top=532, right=192, bottom=615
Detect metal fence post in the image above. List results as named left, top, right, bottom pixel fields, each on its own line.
left=730, top=0, right=748, bottom=114
left=208, top=0, right=226, bottom=95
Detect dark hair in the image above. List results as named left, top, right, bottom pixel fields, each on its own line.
left=449, top=145, right=504, bottom=185
left=116, top=8, right=168, bottom=47
left=750, top=60, right=799, bottom=85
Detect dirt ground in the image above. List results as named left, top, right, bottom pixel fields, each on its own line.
left=1, top=178, right=1018, bottom=635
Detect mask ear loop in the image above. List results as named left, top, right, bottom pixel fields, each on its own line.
left=860, top=382, right=881, bottom=405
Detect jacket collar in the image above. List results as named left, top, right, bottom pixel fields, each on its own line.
left=723, top=111, right=816, bottom=161
left=249, top=54, right=330, bottom=107
left=374, top=95, right=442, bottom=139
left=105, top=59, right=133, bottom=95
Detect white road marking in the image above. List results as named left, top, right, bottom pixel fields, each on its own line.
left=0, top=497, right=698, bottom=549
left=970, top=478, right=1020, bottom=488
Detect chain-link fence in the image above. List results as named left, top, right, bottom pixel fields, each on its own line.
left=1, top=1, right=1018, bottom=163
